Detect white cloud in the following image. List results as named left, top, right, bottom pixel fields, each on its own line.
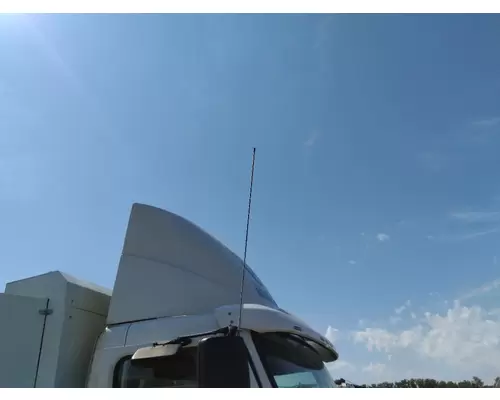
left=353, top=301, right=500, bottom=373
left=376, top=233, right=390, bottom=242
left=325, top=326, right=339, bottom=344
left=327, top=359, right=355, bottom=372
left=429, top=228, right=500, bottom=242
left=430, top=210, right=500, bottom=242
left=394, top=305, right=406, bottom=314
left=488, top=309, right=500, bottom=317
left=353, top=326, right=423, bottom=353
left=394, top=300, right=411, bottom=315
left=460, top=278, right=500, bottom=301
left=450, top=211, right=500, bottom=223
left=420, top=304, right=500, bottom=368
left=343, top=277, right=500, bottom=383
left=473, top=117, right=500, bottom=127
left=304, top=130, right=320, bottom=148
left=462, top=229, right=500, bottom=240
left=362, top=362, right=386, bottom=375
left=352, top=328, right=398, bottom=352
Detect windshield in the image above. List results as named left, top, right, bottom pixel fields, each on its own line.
left=252, top=332, right=335, bottom=388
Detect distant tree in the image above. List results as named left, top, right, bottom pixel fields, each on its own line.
left=361, top=375, right=495, bottom=388
left=472, top=376, right=484, bottom=388
left=427, top=379, right=438, bottom=388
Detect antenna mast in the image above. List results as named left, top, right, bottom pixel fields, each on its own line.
left=237, top=147, right=256, bottom=331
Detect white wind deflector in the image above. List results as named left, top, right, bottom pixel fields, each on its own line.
left=106, top=203, right=278, bottom=325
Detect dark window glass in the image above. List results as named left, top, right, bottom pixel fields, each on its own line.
left=114, top=347, right=197, bottom=388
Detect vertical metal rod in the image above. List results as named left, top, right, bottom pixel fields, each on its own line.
left=237, top=147, right=256, bottom=330
left=34, top=299, right=50, bottom=388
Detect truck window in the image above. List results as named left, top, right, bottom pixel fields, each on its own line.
left=114, top=347, right=197, bottom=388
left=252, top=332, right=335, bottom=388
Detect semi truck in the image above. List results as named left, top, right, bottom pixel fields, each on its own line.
left=0, top=203, right=338, bottom=388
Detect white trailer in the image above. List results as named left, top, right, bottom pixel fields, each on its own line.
left=0, top=203, right=338, bottom=388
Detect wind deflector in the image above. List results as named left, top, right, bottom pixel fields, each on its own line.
left=106, top=203, right=278, bottom=325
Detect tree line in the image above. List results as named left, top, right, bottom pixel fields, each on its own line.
left=355, top=376, right=500, bottom=388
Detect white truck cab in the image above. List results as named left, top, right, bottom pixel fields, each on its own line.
left=0, top=203, right=338, bottom=388
left=88, top=303, right=337, bottom=388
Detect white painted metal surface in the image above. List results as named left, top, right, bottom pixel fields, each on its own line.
left=2, top=271, right=111, bottom=387
left=215, top=304, right=338, bottom=362
left=98, top=301, right=336, bottom=363
left=107, top=203, right=278, bottom=325
left=0, top=293, right=48, bottom=387
left=125, top=313, right=219, bottom=347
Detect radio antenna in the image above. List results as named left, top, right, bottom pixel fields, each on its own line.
left=237, top=147, right=256, bottom=331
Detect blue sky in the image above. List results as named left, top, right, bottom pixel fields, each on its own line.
left=1, top=14, right=500, bottom=384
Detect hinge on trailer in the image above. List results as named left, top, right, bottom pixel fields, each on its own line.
left=39, top=308, right=53, bottom=316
